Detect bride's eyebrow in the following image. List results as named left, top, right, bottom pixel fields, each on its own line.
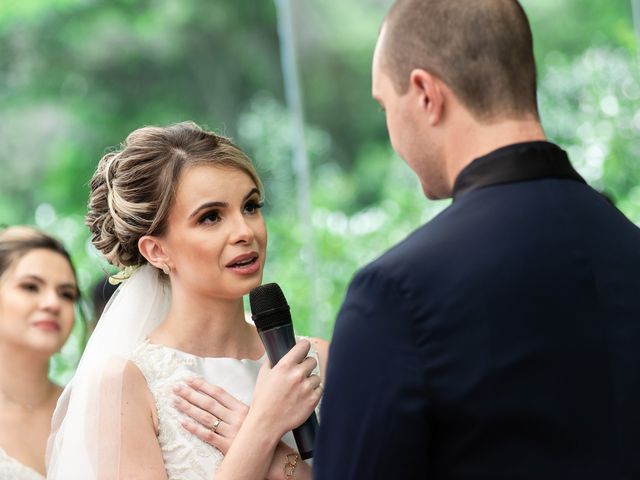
left=189, top=201, right=227, bottom=220
left=188, top=188, right=260, bottom=219
left=243, top=188, right=260, bottom=200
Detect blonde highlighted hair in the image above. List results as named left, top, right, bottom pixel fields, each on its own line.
left=86, top=121, right=263, bottom=268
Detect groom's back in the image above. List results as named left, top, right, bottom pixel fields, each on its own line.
left=383, top=176, right=640, bottom=479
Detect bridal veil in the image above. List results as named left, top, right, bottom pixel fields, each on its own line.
left=46, top=265, right=169, bottom=479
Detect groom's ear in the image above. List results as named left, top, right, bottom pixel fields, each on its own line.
left=138, top=235, right=172, bottom=271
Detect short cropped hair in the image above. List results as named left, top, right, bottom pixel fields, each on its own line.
left=382, top=0, right=539, bottom=121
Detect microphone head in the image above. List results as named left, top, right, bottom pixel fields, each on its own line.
left=249, top=283, right=292, bottom=331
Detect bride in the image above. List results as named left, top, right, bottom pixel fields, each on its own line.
left=47, top=121, right=327, bottom=479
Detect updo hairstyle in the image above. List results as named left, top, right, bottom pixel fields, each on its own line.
left=0, top=226, right=79, bottom=295
left=86, top=121, right=263, bottom=269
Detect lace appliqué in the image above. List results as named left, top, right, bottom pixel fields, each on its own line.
left=130, top=337, right=322, bottom=480
left=131, top=342, right=222, bottom=480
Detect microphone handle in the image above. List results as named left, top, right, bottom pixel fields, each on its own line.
left=258, top=325, right=318, bottom=460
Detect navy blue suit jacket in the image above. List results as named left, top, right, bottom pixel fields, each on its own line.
left=314, top=142, right=640, bottom=479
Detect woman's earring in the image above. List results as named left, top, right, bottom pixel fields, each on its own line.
left=161, top=264, right=171, bottom=275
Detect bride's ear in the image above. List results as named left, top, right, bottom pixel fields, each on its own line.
left=138, top=235, right=172, bottom=271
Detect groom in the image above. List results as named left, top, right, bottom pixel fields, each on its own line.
left=315, top=0, right=640, bottom=478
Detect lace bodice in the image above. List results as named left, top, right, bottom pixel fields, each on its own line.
left=0, top=447, right=44, bottom=480
left=130, top=339, right=319, bottom=480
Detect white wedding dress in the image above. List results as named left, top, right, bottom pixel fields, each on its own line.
left=47, top=267, right=319, bottom=479
left=130, top=339, right=320, bottom=480
left=0, top=447, right=45, bottom=480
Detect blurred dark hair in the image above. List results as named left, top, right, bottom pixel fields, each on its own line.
left=0, top=225, right=79, bottom=297
left=91, top=275, right=118, bottom=320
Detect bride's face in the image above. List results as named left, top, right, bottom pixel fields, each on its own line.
left=160, top=164, right=267, bottom=301
left=0, top=249, right=77, bottom=355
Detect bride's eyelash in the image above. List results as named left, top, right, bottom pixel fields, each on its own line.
left=198, top=210, right=221, bottom=224
left=197, top=197, right=263, bottom=225
left=244, top=200, right=264, bottom=215
left=245, top=200, right=264, bottom=212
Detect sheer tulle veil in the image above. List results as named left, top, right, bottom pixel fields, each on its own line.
left=46, top=265, right=170, bottom=479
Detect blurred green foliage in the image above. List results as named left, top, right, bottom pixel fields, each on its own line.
left=0, top=0, right=637, bottom=382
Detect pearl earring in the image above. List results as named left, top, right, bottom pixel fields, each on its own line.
left=161, top=264, right=171, bottom=275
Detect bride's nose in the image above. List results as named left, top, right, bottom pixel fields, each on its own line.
left=229, top=215, right=255, bottom=245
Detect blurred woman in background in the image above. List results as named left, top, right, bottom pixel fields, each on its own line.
left=0, top=226, right=78, bottom=479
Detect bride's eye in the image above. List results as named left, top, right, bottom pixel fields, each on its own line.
left=199, top=210, right=221, bottom=225
left=244, top=200, right=264, bottom=215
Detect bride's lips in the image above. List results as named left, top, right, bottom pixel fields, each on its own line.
left=225, top=252, right=260, bottom=275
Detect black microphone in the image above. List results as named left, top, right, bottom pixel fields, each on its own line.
left=249, top=282, right=318, bottom=460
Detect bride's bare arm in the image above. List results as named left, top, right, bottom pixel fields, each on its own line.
left=100, top=361, right=167, bottom=479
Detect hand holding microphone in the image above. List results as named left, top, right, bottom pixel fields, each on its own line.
left=250, top=283, right=321, bottom=460
left=251, top=340, right=322, bottom=437
left=173, top=340, right=321, bottom=477
left=174, top=285, right=320, bottom=480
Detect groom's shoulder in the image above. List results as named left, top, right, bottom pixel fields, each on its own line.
left=364, top=187, right=517, bottom=276
left=352, top=209, right=459, bottom=288
left=378, top=208, right=460, bottom=265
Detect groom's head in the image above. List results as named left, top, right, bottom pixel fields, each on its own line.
left=379, top=0, right=539, bottom=121
left=372, top=0, right=540, bottom=198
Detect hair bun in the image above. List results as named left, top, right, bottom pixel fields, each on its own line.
left=86, top=151, right=145, bottom=268
left=86, top=122, right=263, bottom=269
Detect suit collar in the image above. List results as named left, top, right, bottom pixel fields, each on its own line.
left=452, top=141, right=585, bottom=200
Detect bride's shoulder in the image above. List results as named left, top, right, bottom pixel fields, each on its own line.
left=101, top=360, right=158, bottom=434
left=121, top=359, right=150, bottom=390
left=98, top=358, right=158, bottom=431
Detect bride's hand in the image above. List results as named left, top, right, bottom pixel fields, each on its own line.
left=173, top=378, right=249, bottom=454
left=250, top=339, right=323, bottom=438
left=173, top=340, right=322, bottom=453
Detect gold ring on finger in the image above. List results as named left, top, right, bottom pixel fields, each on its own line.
left=211, top=417, right=221, bottom=433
